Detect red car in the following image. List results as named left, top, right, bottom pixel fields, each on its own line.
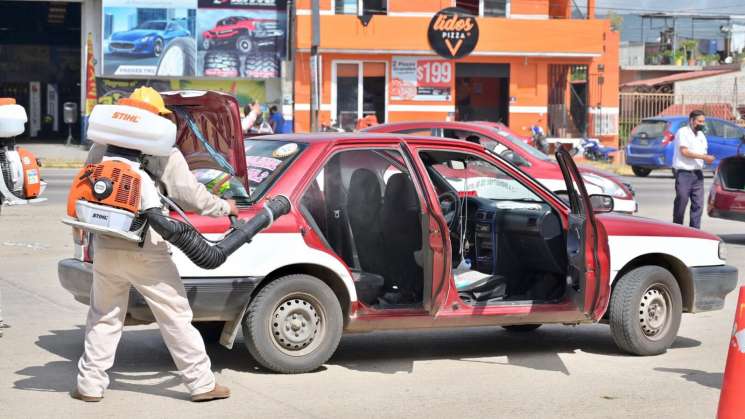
left=202, top=16, right=283, bottom=54
left=364, top=121, right=638, bottom=213
left=59, top=91, right=736, bottom=374
left=708, top=136, right=745, bottom=222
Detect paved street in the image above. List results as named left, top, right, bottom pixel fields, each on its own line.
left=0, top=169, right=743, bottom=418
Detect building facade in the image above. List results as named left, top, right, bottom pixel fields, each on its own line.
left=292, top=0, right=620, bottom=145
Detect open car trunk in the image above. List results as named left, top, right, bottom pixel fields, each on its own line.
left=162, top=90, right=247, bottom=187
left=719, top=156, right=745, bottom=191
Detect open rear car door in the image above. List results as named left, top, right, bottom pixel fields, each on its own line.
left=556, top=148, right=609, bottom=319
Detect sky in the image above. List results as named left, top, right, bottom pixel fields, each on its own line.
left=594, top=0, right=745, bottom=16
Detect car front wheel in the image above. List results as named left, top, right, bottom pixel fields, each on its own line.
left=631, top=166, right=652, bottom=177
left=243, top=274, right=343, bottom=373
left=609, top=266, right=682, bottom=356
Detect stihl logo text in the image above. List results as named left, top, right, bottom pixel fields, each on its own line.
left=112, top=112, right=140, bottom=123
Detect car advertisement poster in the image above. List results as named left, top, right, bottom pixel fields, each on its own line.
left=96, top=78, right=266, bottom=109
left=391, top=56, right=452, bottom=101
left=196, top=0, right=286, bottom=79
left=102, top=0, right=198, bottom=77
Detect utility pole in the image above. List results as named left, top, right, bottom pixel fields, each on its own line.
left=310, top=0, right=320, bottom=132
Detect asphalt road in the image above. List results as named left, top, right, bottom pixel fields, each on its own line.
left=0, top=169, right=743, bottom=418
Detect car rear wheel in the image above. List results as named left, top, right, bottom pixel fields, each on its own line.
left=631, top=166, right=652, bottom=177
left=502, top=324, right=542, bottom=332
left=243, top=274, right=343, bottom=374
left=609, top=266, right=682, bottom=356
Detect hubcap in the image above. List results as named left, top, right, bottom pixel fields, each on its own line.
left=271, top=295, right=324, bottom=356
left=154, top=41, right=162, bottom=56
left=639, top=286, right=671, bottom=339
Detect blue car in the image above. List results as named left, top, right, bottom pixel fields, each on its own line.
left=626, top=116, right=745, bottom=177
left=109, top=20, right=190, bottom=57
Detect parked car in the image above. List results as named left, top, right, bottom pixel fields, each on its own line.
left=363, top=121, right=638, bottom=213
left=109, top=20, right=191, bottom=57
left=202, top=16, right=283, bottom=54
left=708, top=135, right=745, bottom=222
left=625, top=116, right=745, bottom=177
left=59, top=91, right=737, bottom=374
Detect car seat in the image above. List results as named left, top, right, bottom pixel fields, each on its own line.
left=381, top=172, right=423, bottom=302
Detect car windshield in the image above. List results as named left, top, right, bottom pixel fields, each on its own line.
left=631, top=120, right=668, bottom=137
left=488, top=127, right=552, bottom=161
left=244, top=139, right=306, bottom=202
left=136, top=21, right=167, bottom=30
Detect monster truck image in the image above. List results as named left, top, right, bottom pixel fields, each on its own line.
left=202, top=16, right=283, bottom=54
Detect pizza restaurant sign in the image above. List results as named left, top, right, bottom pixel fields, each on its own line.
left=427, top=7, right=479, bottom=59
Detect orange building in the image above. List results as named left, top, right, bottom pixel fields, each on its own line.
left=292, top=0, right=620, bottom=146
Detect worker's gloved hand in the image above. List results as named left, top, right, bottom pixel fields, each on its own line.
left=226, top=199, right=239, bottom=216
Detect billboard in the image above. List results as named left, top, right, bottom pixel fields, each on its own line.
left=391, top=56, right=452, bottom=101
left=102, top=0, right=286, bottom=79
left=196, top=4, right=286, bottom=79
left=103, top=0, right=198, bottom=77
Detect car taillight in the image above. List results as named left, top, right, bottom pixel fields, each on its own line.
left=661, top=123, right=674, bottom=146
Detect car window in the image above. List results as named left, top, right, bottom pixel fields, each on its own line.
left=706, top=120, right=724, bottom=137
left=399, top=128, right=436, bottom=136
left=243, top=139, right=306, bottom=202
left=721, top=121, right=743, bottom=139
left=423, top=150, right=542, bottom=202
left=631, top=120, right=668, bottom=137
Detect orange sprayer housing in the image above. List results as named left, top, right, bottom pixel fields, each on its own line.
left=15, top=147, right=40, bottom=199
left=67, top=160, right=142, bottom=218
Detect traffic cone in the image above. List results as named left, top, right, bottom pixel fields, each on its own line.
left=717, top=286, right=745, bottom=419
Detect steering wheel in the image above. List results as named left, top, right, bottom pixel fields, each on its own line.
left=438, top=190, right=461, bottom=233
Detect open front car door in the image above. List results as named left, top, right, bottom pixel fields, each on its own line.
left=556, top=148, right=610, bottom=320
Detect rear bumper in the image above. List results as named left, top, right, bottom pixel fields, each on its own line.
left=58, top=258, right=260, bottom=322
left=625, top=149, right=667, bottom=168
left=708, top=208, right=745, bottom=222
left=690, top=265, right=738, bottom=312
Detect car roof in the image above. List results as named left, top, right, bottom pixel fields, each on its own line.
left=249, top=132, right=488, bottom=151
left=363, top=120, right=501, bottom=132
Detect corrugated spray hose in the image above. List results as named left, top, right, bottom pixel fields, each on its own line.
left=145, top=196, right=291, bottom=269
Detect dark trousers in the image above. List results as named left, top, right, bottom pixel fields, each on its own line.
left=673, top=169, right=704, bottom=229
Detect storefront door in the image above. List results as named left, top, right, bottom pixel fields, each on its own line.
left=454, top=63, right=509, bottom=124
left=332, top=61, right=387, bottom=131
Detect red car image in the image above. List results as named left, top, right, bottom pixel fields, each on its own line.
left=202, top=16, right=283, bottom=54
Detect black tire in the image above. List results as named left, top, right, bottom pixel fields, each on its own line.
left=243, top=274, right=343, bottom=374
left=203, top=51, right=240, bottom=78
left=631, top=166, right=652, bottom=177
left=193, top=321, right=224, bottom=344
left=152, top=38, right=164, bottom=57
left=609, top=266, right=682, bottom=356
left=502, top=324, right=542, bottom=332
left=156, top=37, right=197, bottom=77
left=243, top=53, right=279, bottom=79
left=235, top=35, right=254, bottom=54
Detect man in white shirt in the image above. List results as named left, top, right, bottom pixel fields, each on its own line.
left=241, top=101, right=261, bottom=134
left=672, top=110, right=715, bottom=229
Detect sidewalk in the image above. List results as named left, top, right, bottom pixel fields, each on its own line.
left=16, top=141, right=88, bottom=168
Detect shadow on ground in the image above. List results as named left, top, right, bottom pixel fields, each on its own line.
left=14, top=324, right=702, bottom=399
left=655, top=367, right=723, bottom=389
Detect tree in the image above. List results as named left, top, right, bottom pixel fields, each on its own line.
left=608, top=11, right=623, bottom=32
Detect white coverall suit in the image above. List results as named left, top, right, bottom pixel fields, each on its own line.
left=76, top=144, right=231, bottom=398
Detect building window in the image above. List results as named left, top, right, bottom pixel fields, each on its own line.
left=335, top=0, right=387, bottom=15
left=333, top=61, right=387, bottom=131
left=456, top=0, right=508, bottom=17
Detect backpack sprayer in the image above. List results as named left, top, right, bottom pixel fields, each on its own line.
left=61, top=98, right=290, bottom=270
left=0, top=98, right=46, bottom=209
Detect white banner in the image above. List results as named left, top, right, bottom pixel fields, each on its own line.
left=29, top=82, right=41, bottom=137
left=47, top=84, right=59, bottom=132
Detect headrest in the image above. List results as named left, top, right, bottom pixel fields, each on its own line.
left=87, top=104, right=176, bottom=156
left=0, top=99, right=28, bottom=138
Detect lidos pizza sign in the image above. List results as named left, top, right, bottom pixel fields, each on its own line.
left=427, top=7, right=479, bottom=59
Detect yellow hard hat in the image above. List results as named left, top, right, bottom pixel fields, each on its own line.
left=128, top=86, right=171, bottom=114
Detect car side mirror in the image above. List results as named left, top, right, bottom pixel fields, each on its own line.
left=589, top=194, right=614, bottom=213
